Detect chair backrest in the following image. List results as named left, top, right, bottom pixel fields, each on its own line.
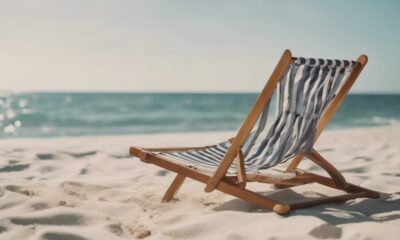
left=241, top=57, right=358, bottom=170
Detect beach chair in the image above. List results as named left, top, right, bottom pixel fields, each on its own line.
left=129, top=49, right=379, bottom=214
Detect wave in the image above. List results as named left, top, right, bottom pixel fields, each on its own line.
left=1, top=93, right=399, bottom=138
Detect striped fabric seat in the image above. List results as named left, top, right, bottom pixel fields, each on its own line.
left=152, top=57, right=358, bottom=174
left=155, top=141, right=234, bottom=172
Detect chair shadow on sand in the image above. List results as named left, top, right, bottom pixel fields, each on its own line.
left=213, top=189, right=400, bottom=225
left=214, top=189, right=400, bottom=239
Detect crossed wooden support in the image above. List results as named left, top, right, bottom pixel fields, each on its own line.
left=130, top=146, right=379, bottom=214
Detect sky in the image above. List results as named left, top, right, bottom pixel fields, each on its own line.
left=1, top=0, right=399, bottom=93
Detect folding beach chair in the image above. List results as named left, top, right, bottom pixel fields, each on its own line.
left=130, top=49, right=379, bottom=214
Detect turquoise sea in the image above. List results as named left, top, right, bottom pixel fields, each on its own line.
left=0, top=93, right=399, bottom=138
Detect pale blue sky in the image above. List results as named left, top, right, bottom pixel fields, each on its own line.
left=1, top=0, right=399, bottom=93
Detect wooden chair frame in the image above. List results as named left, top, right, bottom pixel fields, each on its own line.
left=129, top=49, right=379, bottom=214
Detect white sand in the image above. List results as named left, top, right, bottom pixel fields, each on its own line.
left=0, top=126, right=399, bottom=240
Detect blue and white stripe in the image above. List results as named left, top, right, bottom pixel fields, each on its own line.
left=151, top=57, right=357, bottom=173
left=293, top=57, right=357, bottom=68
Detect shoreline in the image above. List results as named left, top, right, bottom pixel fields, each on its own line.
left=2, top=123, right=399, bottom=142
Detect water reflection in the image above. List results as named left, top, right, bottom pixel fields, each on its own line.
left=0, top=93, right=25, bottom=136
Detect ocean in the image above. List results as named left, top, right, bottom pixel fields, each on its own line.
left=0, top=92, right=399, bottom=138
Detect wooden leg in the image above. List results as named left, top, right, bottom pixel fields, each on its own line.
left=162, top=174, right=186, bottom=203
left=301, top=171, right=380, bottom=198
left=306, top=149, right=348, bottom=189
left=285, top=153, right=305, bottom=172
left=284, top=149, right=349, bottom=190
left=236, top=150, right=247, bottom=188
left=290, top=192, right=368, bottom=210
left=216, top=179, right=291, bottom=214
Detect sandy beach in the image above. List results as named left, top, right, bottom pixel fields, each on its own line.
left=0, top=126, right=399, bottom=240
